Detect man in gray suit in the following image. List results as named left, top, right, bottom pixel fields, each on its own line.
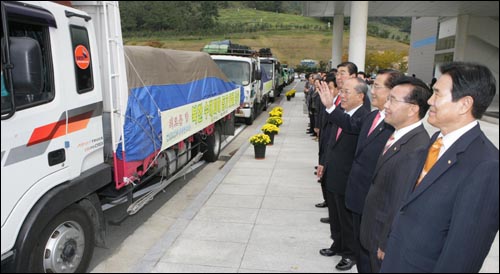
left=359, top=76, right=432, bottom=272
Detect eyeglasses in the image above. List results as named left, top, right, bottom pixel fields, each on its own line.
left=339, top=89, right=352, bottom=95
left=373, top=84, right=388, bottom=90
left=386, top=96, right=410, bottom=104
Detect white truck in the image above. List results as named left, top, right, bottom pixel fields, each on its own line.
left=1, top=1, right=240, bottom=272
left=259, top=56, right=280, bottom=103
left=203, top=42, right=265, bottom=125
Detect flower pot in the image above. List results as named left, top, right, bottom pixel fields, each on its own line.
left=291, top=93, right=295, bottom=98
left=286, top=96, right=291, bottom=101
left=254, top=145, right=266, bottom=159
left=265, top=132, right=275, bottom=145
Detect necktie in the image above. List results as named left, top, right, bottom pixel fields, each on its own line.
left=415, top=137, right=443, bottom=187
left=368, top=112, right=381, bottom=136
left=334, top=96, right=341, bottom=107
left=336, top=126, right=342, bottom=141
left=382, top=134, right=395, bottom=155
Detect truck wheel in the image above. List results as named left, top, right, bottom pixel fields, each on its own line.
left=202, top=125, right=221, bottom=162
left=245, top=108, right=254, bottom=125
left=28, top=205, right=94, bottom=273
left=263, top=97, right=269, bottom=111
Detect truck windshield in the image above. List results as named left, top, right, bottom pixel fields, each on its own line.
left=261, top=63, right=273, bottom=79
left=214, top=60, right=250, bottom=86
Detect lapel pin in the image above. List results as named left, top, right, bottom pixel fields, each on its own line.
left=448, top=160, right=451, bottom=164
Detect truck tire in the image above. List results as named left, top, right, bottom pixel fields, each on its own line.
left=244, top=108, right=254, bottom=125
left=27, top=205, right=94, bottom=273
left=202, top=125, right=221, bottom=162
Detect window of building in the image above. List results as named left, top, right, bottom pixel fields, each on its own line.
left=435, top=36, right=455, bottom=51
left=434, top=52, right=454, bottom=63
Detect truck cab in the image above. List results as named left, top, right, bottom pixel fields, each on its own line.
left=259, top=57, right=280, bottom=103
left=203, top=43, right=263, bottom=125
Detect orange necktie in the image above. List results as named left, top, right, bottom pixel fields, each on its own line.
left=416, top=137, right=443, bottom=187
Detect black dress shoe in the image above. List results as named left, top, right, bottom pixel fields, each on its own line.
left=320, top=217, right=330, bottom=223
left=335, top=258, right=356, bottom=271
left=319, top=248, right=338, bottom=257
left=315, top=201, right=327, bottom=208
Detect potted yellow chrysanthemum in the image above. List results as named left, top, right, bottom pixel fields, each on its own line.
left=249, top=133, right=271, bottom=159
left=266, top=117, right=283, bottom=127
left=261, top=123, right=280, bottom=145
left=269, top=108, right=282, bottom=117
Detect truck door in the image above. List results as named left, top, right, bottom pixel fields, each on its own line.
left=1, top=2, right=67, bottom=231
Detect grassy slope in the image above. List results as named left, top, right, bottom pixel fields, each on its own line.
left=124, top=8, right=409, bottom=68
left=218, top=8, right=325, bottom=26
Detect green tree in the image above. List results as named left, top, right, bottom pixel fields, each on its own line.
left=198, top=2, right=219, bottom=29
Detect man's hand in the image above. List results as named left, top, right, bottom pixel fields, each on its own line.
left=377, top=248, right=385, bottom=261
left=317, top=81, right=334, bottom=109
left=317, top=165, right=324, bottom=179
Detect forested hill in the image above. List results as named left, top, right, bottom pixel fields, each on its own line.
left=120, top=1, right=410, bottom=43
left=120, top=1, right=410, bottom=72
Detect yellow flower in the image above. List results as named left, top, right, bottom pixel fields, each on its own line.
left=269, top=106, right=283, bottom=117
left=261, top=123, right=280, bottom=134
left=272, top=106, right=284, bottom=112
left=266, top=117, right=283, bottom=126
left=249, top=133, right=271, bottom=145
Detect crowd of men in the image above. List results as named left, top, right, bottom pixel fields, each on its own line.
left=302, top=61, right=498, bottom=273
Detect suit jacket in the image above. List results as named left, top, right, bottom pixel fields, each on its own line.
left=328, top=109, right=395, bottom=214
left=380, top=125, right=499, bottom=273
left=323, top=106, right=370, bottom=195
left=315, top=95, right=326, bottom=129
left=318, top=105, right=342, bottom=164
left=359, top=124, right=429, bottom=254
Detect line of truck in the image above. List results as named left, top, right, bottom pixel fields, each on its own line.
left=1, top=1, right=292, bottom=272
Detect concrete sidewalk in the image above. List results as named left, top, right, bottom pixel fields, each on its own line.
left=100, top=87, right=498, bottom=273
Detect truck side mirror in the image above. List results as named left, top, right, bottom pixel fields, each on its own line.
left=254, top=70, right=261, bottom=81
left=8, top=37, right=44, bottom=101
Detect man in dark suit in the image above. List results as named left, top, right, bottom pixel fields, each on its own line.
left=316, top=75, right=339, bottom=213
left=360, top=76, right=432, bottom=273
left=381, top=62, right=499, bottom=273
left=318, top=69, right=403, bottom=272
left=317, top=77, right=370, bottom=271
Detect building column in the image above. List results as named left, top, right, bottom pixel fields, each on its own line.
left=332, top=14, right=344, bottom=69
left=348, top=1, right=369, bottom=72
left=454, top=14, right=470, bottom=61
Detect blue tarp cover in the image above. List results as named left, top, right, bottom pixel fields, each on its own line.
left=117, top=46, right=239, bottom=161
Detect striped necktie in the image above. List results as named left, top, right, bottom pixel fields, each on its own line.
left=415, top=137, right=443, bottom=187
left=382, top=134, right=395, bottom=155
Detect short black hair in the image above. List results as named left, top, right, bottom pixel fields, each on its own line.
left=440, top=62, right=496, bottom=119
left=393, top=76, right=432, bottom=119
left=377, top=69, right=404, bottom=89
left=325, top=74, right=337, bottom=87
left=337, top=61, right=358, bottom=76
